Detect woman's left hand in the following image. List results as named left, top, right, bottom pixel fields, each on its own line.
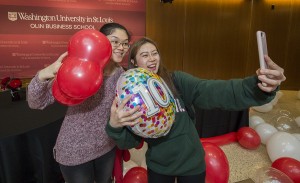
left=256, top=55, right=286, bottom=92
left=109, top=95, right=143, bottom=128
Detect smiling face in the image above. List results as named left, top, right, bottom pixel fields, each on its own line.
left=133, top=42, right=160, bottom=73
left=106, top=28, right=130, bottom=63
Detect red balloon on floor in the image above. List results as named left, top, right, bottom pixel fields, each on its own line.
left=272, top=157, right=300, bottom=183
left=123, top=167, right=147, bottom=183
left=237, top=127, right=261, bottom=149
left=202, top=142, right=229, bottom=183
left=200, top=132, right=237, bottom=146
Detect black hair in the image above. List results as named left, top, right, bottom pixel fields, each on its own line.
left=99, top=23, right=131, bottom=41
left=128, top=37, right=178, bottom=97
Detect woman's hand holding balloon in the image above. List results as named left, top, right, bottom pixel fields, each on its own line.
left=256, top=55, right=286, bottom=92
left=109, top=95, right=143, bottom=128
left=38, top=52, right=68, bottom=81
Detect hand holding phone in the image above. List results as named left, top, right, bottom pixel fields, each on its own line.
left=256, top=31, right=268, bottom=69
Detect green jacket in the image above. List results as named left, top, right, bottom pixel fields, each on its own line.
left=106, top=71, right=276, bottom=176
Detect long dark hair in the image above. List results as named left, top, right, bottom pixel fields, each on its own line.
left=128, top=37, right=178, bottom=97
left=99, top=22, right=131, bottom=41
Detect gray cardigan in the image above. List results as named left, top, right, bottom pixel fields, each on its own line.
left=27, top=67, right=123, bottom=166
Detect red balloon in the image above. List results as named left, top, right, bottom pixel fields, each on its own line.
left=237, top=127, right=261, bottom=150
left=123, top=150, right=131, bottom=162
left=272, top=157, right=300, bottom=183
left=52, top=79, right=85, bottom=106
left=202, top=142, right=229, bottom=183
left=123, top=167, right=147, bottom=183
left=68, top=29, right=112, bottom=67
left=135, top=139, right=145, bottom=150
left=200, top=132, right=237, bottom=146
left=56, top=56, right=103, bottom=99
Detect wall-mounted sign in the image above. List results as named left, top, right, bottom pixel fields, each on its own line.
left=0, top=0, right=145, bottom=78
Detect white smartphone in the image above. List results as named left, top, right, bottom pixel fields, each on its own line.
left=256, top=31, right=268, bottom=69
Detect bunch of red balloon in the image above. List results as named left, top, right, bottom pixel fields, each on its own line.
left=200, top=127, right=262, bottom=183
left=235, top=126, right=300, bottom=183
left=52, top=29, right=112, bottom=106
left=249, top=115, right=300, bottom=182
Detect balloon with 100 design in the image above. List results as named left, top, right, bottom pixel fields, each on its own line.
left=116, top=68, right=176, bottom=138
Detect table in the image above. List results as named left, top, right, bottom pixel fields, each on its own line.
left=0, top=90, right=67, bottom=183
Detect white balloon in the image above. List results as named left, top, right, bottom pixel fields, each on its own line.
left=249, top=115, right=266, bottom=128
left=270, top=97, right=278, bottom=106
left=266, top=132, right=300, bottom=162
left=255, top=123, right=278, bottom=144
left=270, top=91, right=282, bottom=106
left=295, top=116, right=300, bottom=127
left=274, top=115, right=298, bottom=133
left=129, top=142, right=148, bottom=166
left=276, top=91, right=283, bottom=99
left=123, top=160, right=138, bottom=176
left=253, top=166, right=293, bottom=183
left=140, top=158, right=147, bottom=169
left=292, top=133, right=300, bottom=141
left=278, top=109, right=291, bottom=117
left=252, top=103, right=273, bottom=113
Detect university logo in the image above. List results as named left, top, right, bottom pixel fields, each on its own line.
left=8, top=12, right=17, bottom=21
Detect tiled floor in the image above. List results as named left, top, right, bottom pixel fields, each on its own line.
left=127, top=90, right=300, bottom=183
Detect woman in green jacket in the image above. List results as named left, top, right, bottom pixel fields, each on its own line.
left=106, top=37, right=286, bottom=183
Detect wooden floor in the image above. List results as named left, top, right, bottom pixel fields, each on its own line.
left=221, top=90, right=300, bottom=183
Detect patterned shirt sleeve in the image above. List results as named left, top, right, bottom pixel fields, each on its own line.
left=27, top=74, right=55, bottom=109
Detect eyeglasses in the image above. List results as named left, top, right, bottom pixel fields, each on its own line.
left=110, top=40, right=130, bottom=49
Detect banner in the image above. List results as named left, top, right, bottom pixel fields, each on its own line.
left=0, top=0, right=145, bottom=78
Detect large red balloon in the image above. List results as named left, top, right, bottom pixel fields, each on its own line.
left=52, top=79, right=85, bottom=106
left=56, top=56, right=103, bottom=99
left=200, top=132, right=237, bottom=146
left=272, top=157, right=300, bottom=183
left=237, top=127, right=261, bottom=150
left=202, top=142, right=229, bottom=183
left=123, top=167, right=147, bottom=183
left=68, top=29, right=112, bottom=67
